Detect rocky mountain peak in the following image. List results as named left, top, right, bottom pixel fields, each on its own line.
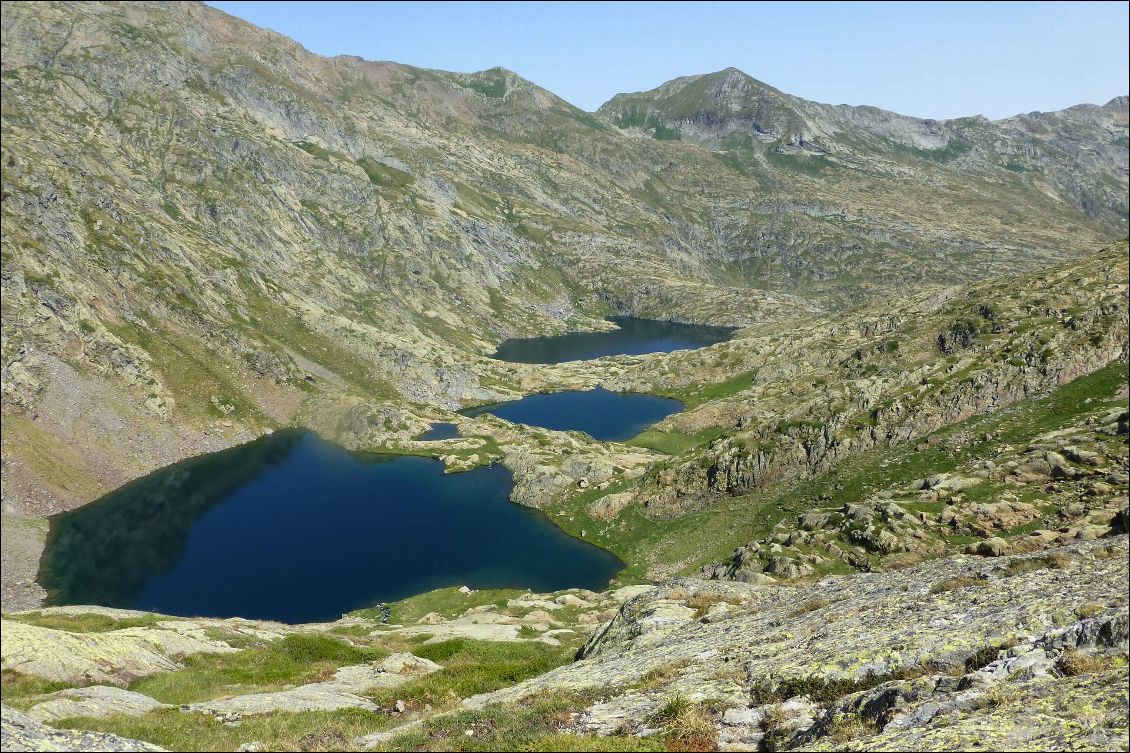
left=1104, top=95, right=1129, bottom=124
left=702, top=66, right=790, bottom=109
left=596, top=66, right=810, bottom=144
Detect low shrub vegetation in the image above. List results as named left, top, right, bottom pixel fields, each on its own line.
left=129, top=634, right=388, bottom=704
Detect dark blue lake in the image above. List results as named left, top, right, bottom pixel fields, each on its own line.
left=416, top=422, right=461, bottom=440
left=492, top=316, right=735, bottom=364
left=461, top=387, right=682, bottom=442
left=38, top=431, right=622, bottom=623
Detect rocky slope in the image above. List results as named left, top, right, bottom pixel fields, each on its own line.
left=620, top=244, right=1129, bottom=519
left=1, top=0, right=1126, bottom=536
left=487, top=538, right=1130, bottom=753
left=702, top=400, right=1128, bottom=583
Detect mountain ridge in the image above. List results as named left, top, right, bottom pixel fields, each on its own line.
left=598, top=65, right=1127, bottom=123
left=597, top=64, right=1127, bottom=230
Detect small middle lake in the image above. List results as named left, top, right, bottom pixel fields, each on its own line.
left=416, top=422, right=461, bottom=440
left=461, top=387, right=682, bottom=442
left=492, top=316, right=735, bottom=364
left=39, top=431, right=622, bottom=624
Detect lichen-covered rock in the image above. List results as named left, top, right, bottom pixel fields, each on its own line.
left=805, top=663, right=1130, bottom=751
left=0, top=620, right=237, bottom=686
left=705, top=395, right=1129, bottom=583
left=1, top=705, right=164, bottom=752
left=185, top=652, right=440, bottom=716
left=578, top=580, right=751, bottom=660
left=25, top=686, right=169, bottom=724
left=468, top=537, right=1128, bottom=753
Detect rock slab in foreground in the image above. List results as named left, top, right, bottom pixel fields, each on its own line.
left=26, top=685, right=169, bottom=724
left=464, top=537, right=1129, bottom=751
left=186, top=652, right=441, bottom=717
left=1, top=704, right=165, bottom=752
left=0, top=621, right=237, bottom=686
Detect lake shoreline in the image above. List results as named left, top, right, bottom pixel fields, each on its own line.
left=37, top=431, right=625, bottom=624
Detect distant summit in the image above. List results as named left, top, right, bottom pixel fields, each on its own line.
left=597, top=68, right=1127, bottom=229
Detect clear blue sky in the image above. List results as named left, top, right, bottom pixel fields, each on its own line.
left=207, top=1, right=1129, bottom=119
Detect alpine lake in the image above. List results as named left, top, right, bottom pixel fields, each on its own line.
left=40, top=318, right=734, bottom=622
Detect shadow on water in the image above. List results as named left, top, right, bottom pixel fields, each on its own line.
left=491, top=316, right=735, bottom=364
left=39, top=431, right=622, bottom=623
left=40, top=430, right=305, bottom=611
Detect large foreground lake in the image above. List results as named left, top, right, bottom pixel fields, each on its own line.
left=39, top=431, right=622, bottom=623
left=492, top=316, right=735, bottom=363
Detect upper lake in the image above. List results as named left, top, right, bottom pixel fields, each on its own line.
left=491, top=316, right=735, bottom=364
left=38, top=431, right=622, bottom=623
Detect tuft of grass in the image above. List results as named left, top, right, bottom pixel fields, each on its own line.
left=686, top=593, right=741, bottom=619
left=971, top=681, right=1020, bottom=710
left=1090, top=544, right=1122, bottom=560
left=651, top=693, right=718, bottom=752
left=367, top=639, right=573, bottom=712
left=635, top=660, right=692, bottom=692
left=929, top=575, right=988, bottom=594
left=1058, top=650, right=1121, bottom=677
left=1075, top=603, right=1105, bottom=619
left=760, top=704, right=792, bottom=752
left=55, top=707, right=392, bottom=752
left=788, top=597, right=831, bottom=617
left=652, top=692, right=692, bottom=724
left=128, top=634, right=388, bottom=704
left=824, top=712, right=881, bottom=745
left=1, top=670, right=79, bottom=701
left=1004, top=552, right=1072, bottom=576
left=3, top=611, right=166, bottom=633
